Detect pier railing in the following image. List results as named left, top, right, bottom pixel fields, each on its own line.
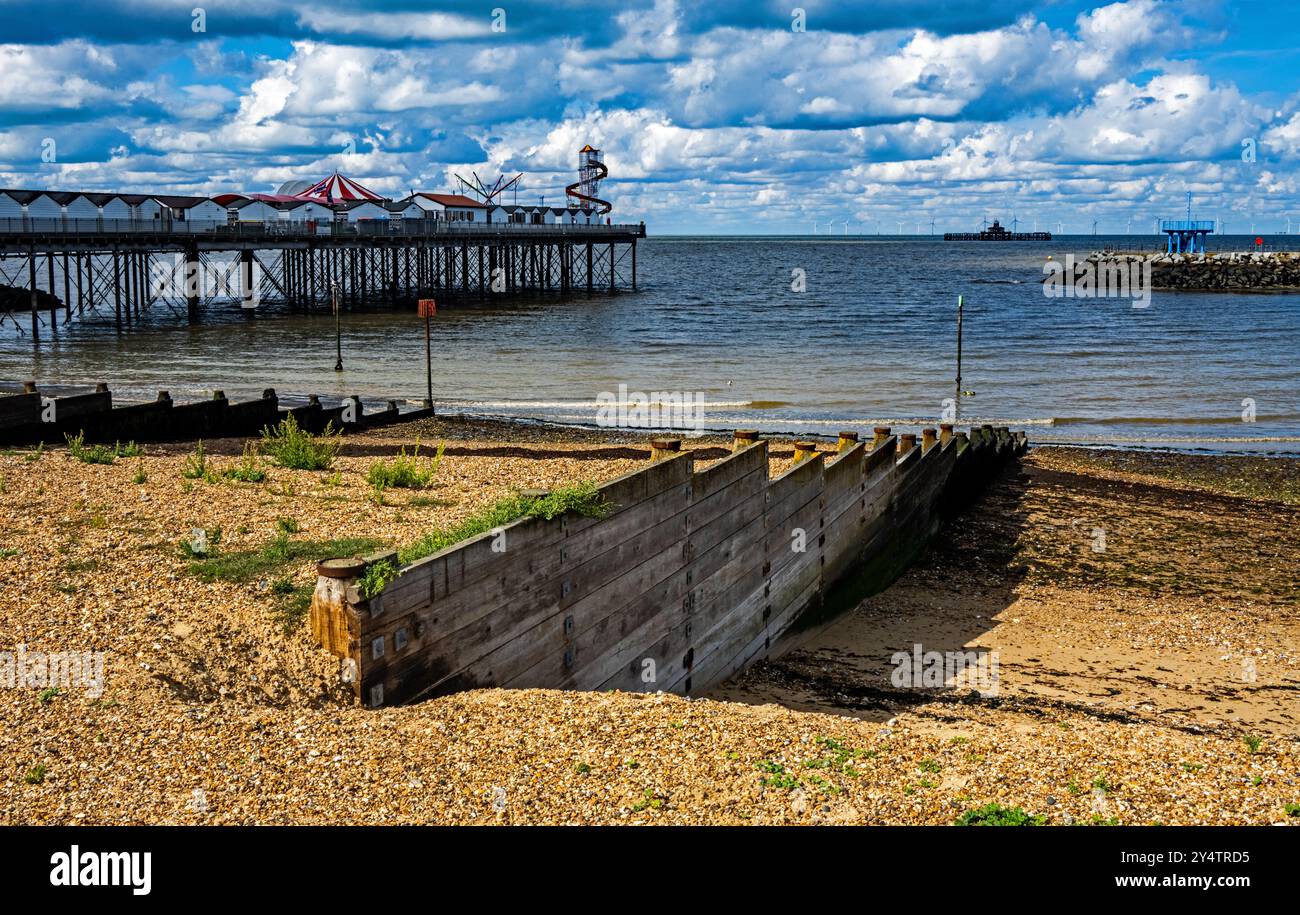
left=0, top=217, right=647, bottom=240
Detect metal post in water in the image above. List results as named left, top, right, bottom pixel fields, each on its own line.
left=955, top=294, right=964, bottom=422
left=419, top=297, right=436, bottom=411
left=332, top=281, right=343, bottom=372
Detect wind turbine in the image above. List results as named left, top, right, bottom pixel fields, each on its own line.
left=897, top=220, right=905, bottom=235
left=1125, top=218, right=1132, bottom=234
left=1011, top=213, right=1019, bottom=233
left=1056, top=220, right=1064, bottom=234
left=929, top=216, right=936, bottom=235
left=842, top=219, right=849, bottom=235
left=1091, top=219, right=1098, bottom=236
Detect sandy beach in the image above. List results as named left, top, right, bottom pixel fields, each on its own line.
left=1, top=420, right=1296, bottom=825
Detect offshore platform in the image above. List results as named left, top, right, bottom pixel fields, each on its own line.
left=944, top=219, right=1052, bottom=241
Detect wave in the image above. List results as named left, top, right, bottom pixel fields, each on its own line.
left=1051, top=414, right=1300, bottom=427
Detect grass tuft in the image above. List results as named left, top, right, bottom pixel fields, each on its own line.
left=398, top=481, right=612, bottom=565
left=260, top=414, right=341, bottom=471
left=366, top=440, right=445, bottom=489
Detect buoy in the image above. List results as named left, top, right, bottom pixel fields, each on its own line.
left=963, top=390, right=976, bottom=396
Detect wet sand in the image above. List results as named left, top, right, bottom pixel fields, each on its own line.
left=712, top=447, right=1300, bottom=735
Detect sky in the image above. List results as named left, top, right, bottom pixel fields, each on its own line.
left=1, top=0, right=1298, bottom=234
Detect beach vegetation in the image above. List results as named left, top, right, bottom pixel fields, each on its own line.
left=357, top=559, right=399, bottom=600
left=1244, top=735, right=1263, bottom=755
left=398, top=481, right=611, bottom=565
left=756, top=760, right=800, bottom=789
left=260, top=415, right=341, bottom=471
left=631, top=789, right=664, bottom=812
left=182, top=440, right=209, bottom=479
left=183, top=534, right=383, bottom=584
left=270, top=579, right=314, bottom=634
left=24, top=764, right=47, bottom=785
left=24, top=442, right=44, bottom=462
left=65, top=432, right=116, bottom=465
left=955, top=803, right=1046, bottom=826
left=131, top=460, right=147, bottom=484
left=366, top=439, right=444, bottom=489
left=223, top=442, right=268, bottom=483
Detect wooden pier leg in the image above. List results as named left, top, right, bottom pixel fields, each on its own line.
left=46, top=251, right=57, bottom=334
left=186, top=246, right=200, bottom=322
left=478, top=245, right=484, bottom=297
left=28, top=246, right=39, bottom=342
left=461, top=241, right=468, bottom=294
left=86, top=252, right=95, bottom=314
left=112, top=247, right=122, bottom=331
left=123, top=250, right=133, bottom=325
left=609, top=242, right=615, bottom=292
left=74, top=249, right=84, bottom=318
left=134, top=252, right=143, bottom=319
left=586, top=241, right=593, bottom=295
left=632, top=240, right=637, bottom=291
left=62, top=251, right=71, bottom=322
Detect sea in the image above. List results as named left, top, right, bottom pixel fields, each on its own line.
left=2, top=235, right=1298, bottom=453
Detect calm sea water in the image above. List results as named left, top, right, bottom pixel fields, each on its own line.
left=2, top=235, right=1298, bottom=452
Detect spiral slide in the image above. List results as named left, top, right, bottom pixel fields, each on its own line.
left=565, top=150, right=612, bottom=214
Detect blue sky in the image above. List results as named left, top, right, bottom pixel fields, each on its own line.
left=1, top=0, right=1297, bottom=233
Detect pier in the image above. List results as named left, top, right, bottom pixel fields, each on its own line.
left=0, top=217, right=645, bottom=341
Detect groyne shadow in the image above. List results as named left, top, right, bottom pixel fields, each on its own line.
left=707, top=458, right=1031, bottom=722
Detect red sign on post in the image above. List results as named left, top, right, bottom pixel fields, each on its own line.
left=1255, top=237, right=1264, bottom=248
left=418, top=298, right=437, bottom=318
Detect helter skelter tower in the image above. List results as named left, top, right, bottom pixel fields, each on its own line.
left=565, top=145, right=612, bottom=214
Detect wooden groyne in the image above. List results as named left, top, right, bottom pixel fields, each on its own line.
left=311, top=424, right=1026, bottom=707
left=0, top=382, right=420, bottom=446
left=1089, top=250, right=1300, bottom=290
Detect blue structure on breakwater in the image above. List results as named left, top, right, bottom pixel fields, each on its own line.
left=1161, top=192, right=1214, bottom=253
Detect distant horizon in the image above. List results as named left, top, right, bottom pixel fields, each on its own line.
left=0, top=1, right=1297, bottom=234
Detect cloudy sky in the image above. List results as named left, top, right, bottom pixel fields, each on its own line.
left=1, top=0, right=1297, bottom=233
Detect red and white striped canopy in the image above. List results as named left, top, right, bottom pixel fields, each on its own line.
left=297, top=173, right=385, bottom=204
